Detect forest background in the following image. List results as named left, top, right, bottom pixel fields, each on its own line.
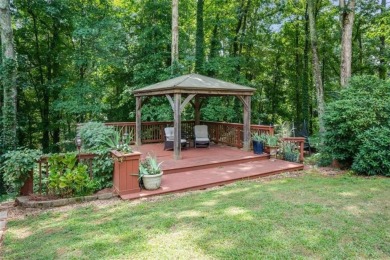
left=0, top=0, right=388, bottom=155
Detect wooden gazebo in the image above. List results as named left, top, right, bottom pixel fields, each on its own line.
left=133, top=74, right=255, bottom=160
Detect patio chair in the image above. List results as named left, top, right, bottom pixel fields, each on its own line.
left=164, top=127, right=188, bottom=150
left=194, top=125, right=210, bottom=148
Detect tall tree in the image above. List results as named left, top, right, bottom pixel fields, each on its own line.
left=302, top=2, right=310, bottom=128
left=378, top=0, right=386, bottom=79
left=339, top=0, right=355, bottom=87
left=171, top=0, right=179, bottom=74
left=0, top=0, right=17, bottom=151
left=308, top=0, right=325, bottom=134
left=195, top=0, right=204, bottom=74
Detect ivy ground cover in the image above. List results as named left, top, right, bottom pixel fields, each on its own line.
left=2, top=170, right=389, bottom=259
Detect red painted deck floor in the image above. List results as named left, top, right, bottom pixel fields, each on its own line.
left=135, top=143, right=270, bottom=174
left=121, top=143, right=304, bottom=200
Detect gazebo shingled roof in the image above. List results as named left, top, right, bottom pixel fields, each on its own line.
left=133, top=74, right=255, bottom=96
left=133, top=73, right=254, bottom=160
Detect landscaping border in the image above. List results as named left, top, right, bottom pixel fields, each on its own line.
left=15, top=192, right=116, bottom=208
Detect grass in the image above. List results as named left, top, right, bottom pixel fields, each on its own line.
left=2, top=170, right=390, bottom=259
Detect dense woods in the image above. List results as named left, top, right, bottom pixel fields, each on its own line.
left=0, top=0, right=388, bottom=153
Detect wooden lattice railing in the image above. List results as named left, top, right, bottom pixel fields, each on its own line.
left=78, top=121, right=304, bottom=161
left=105, top=121, right=196, bottom=143
left=201, top=121, right=274, bottom=148
left=103, top=121, right=274, bottom=148
left=280, top=137, right=305, bottom=162
left=36, top=153, right=97, bottom=195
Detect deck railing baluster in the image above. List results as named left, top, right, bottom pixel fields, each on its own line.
left=80, top=121, right=274, bottom=149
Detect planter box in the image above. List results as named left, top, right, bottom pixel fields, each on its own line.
left=20, top=171, right=33, bottom=196
left=111, top=151, right=142, bottom=195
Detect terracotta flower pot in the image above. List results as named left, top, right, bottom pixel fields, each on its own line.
left=20, top=171, right=34, bottom=196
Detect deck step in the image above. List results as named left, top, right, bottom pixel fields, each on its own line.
left=120, top=159, right=304, bottom=200
left=162, top=153, right=270, bottom=174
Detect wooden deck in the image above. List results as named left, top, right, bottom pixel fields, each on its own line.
left=120, top=143, right=304, bottom=200
left=136, top=143, right=270, bottom=174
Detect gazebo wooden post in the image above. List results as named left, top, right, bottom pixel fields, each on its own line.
left=135, top=96, right=142, bottom=146
left=174, top=93, right=182, bottom=160
left=194, top=96, right=201, bottom=125
left=242, top=96, right=251, bottom=152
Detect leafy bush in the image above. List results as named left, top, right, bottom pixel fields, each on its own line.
left=322, top=75, right=390, bottom=173
left=1, top=148, right=42, bottom=193
left=78, top=122, right=116, bottom=151
left=47, top=153, right=97, bottom=197
left=282, top=143, right=300, bottom=162
left=91, top=151, right=114, bottom=190
left=351, top=127, right=390, bottom=176
left=78, top=122, right=115, bottom=189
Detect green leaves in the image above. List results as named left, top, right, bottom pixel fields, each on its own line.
left=47, top=153, right=97, bottom=197
left=1, top=148, right=42, bottom=193
left=322, top=76, right=390, bottom=175
left=352, top=127, right=390, bottom=176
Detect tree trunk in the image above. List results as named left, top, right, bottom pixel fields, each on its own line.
left=195, top=0, right=204, bottom=74
left=308, top=0, right=325, bottom=134
left=207, top=14, right=220, bottom=77
left=294, top=21, right=301, bottom=125
left=339, top=0, right=355, bottom=87
left=302, top=3, right=310, bottom=127
left=0, top=0, right=17, bottom=151
left=30, top=9, right=50, bottom=153
left=51, top=22, right=61, bottom=152
left=232, top=0, right=251, bottom=76
left=171, top=0, right=179, bottom=74
left=378, top=0, right=386, bottom=79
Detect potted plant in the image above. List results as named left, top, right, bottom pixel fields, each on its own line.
left=139, top=154, right=163, bottom=190
left=103, top=130, right=133, bottom=154
left=265, top=135, right=279, bottom=161
left=252, top=133, right=267, bottom=154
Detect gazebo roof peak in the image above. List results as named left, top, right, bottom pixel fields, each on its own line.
left=133, top=73, right=255, bottom=96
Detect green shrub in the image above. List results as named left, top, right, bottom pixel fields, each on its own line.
left=322, top=76, right=390, bottom=171
left=1, top=148, right=42, bottom=193
left=78, top=122, right=116, bottom=151
left=282, top=143, right=300, bottom=162
left=78, top=122, right=115, bottom=189
left=47, top=153, right=97, bottom=197
left=351, top=127, right=390, bottom=176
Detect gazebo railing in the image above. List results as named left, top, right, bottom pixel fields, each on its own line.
left=200, top=121, right=274, bottom=148
left=105, top=121, right=196, bottom=143
left=78, top=121, right=304, bottom=161
left=103, top=121, right=274, bottom=148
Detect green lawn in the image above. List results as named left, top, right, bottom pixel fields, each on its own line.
left=2, top=170, right=390, bottom=259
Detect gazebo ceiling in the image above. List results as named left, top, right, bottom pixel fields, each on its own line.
left=133, top=73, right=255, bottom=97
